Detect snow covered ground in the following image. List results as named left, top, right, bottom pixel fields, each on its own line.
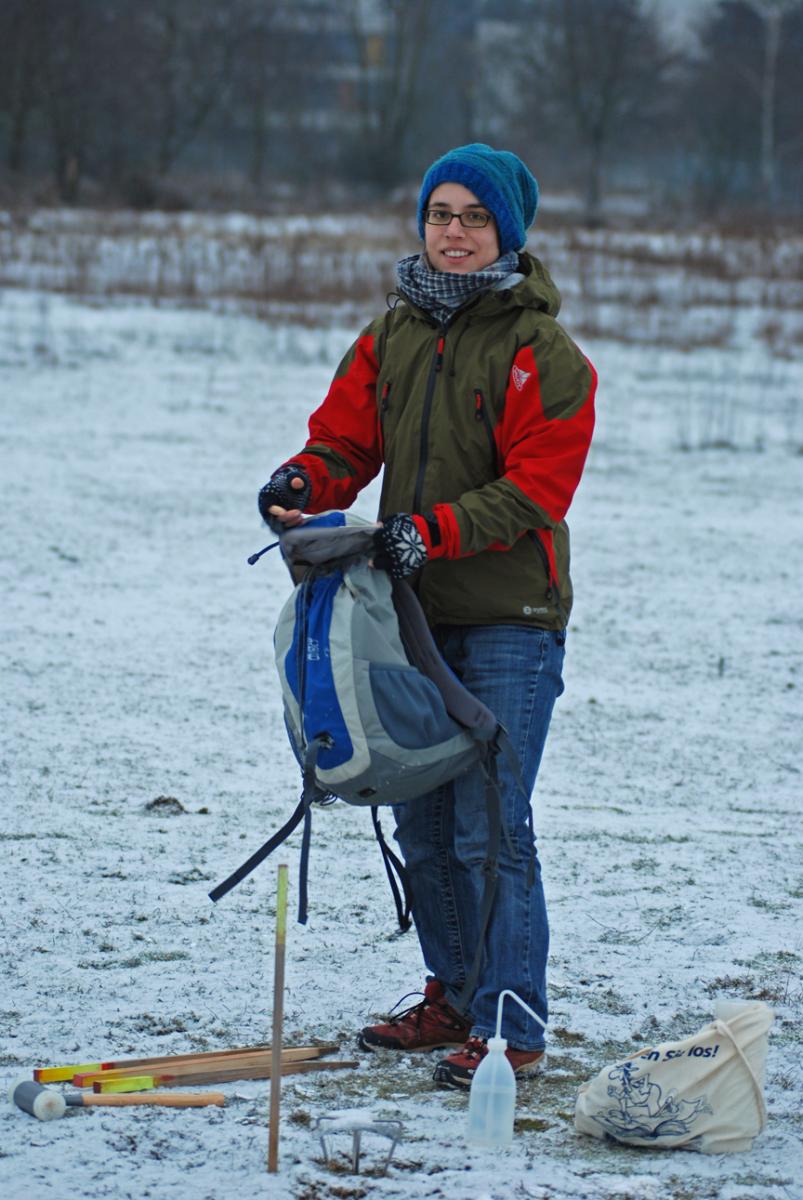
left=1, top=258, right=801, bottom=1200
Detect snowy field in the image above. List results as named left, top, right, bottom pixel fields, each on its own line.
left=1, top=224, right=801, bottom=1200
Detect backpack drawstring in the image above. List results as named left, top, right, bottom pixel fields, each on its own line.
left=247, top=539, right=280, bottom=565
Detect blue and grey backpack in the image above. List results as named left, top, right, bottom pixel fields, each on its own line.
left=210, top=512, right=524, bottom=1008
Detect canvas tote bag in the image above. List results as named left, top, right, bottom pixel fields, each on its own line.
left=575, top=1000, right=773, bottom=1154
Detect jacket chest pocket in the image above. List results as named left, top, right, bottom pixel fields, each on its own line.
left=472, top=390, right=501, bottom=476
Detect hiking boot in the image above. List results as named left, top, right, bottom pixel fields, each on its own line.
left=358, top=980, right=472, bottom=1052
left=433, top=1035, right=546, bottom=1090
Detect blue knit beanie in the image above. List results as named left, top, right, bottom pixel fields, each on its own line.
left=417, top=143, right=539, bottom=255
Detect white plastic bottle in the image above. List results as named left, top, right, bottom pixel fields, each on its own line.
left=467, top=1037, right=516, bottom=1147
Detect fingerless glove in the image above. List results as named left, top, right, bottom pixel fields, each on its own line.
left=372, top=513, right=428, bottom=580
left=257, top=464, right=311, bottom=526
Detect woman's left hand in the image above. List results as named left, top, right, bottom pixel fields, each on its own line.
left=372, top=514, right=429, bottom=579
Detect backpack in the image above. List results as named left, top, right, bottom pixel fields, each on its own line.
left=210, top=512, right=524, bottom=1010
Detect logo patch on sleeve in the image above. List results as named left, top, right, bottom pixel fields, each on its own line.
left=511, top=365, right=531, bottom=391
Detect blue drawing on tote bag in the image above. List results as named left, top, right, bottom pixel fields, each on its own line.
left=590, top=1062, right=713, bottom=1141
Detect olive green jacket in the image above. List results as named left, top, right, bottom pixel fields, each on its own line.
left=287, top=252, right=596, bottom=630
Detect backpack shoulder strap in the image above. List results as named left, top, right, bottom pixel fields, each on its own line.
left=208, top=798, right=307, bottom=904
left=391, top=580, right=497, bottom=740
left=209, top=735, right=330, bottom=920
left=371, top=807, right=413, bottom=932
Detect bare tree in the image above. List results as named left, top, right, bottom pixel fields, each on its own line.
left=34, top=0, right=104, bottom=202
left=520, top=0, right=674, bottom=223
left=0, top=1, right=40, bottom=172
left=345, top=0, right=435, bottom=186
left=741, top=0, right=799, bottom=203
left=680, top=1, right=803, bottom=214
left=136, top=0, right=237, bottom=177
left=234, top=2, right=281, bottom=188
left=225, top=0, right=332, bottom=190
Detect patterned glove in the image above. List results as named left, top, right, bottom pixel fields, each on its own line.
left=257, top=464, right=311, bottom=527
left=372, top=513, right=428, bottom=580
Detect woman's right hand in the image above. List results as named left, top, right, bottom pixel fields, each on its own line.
left=258, top=464, right=311, bottom=529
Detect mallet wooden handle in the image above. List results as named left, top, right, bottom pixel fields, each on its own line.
left=68, top=1092, right=225, bottom=1108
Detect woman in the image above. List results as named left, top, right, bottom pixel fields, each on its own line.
left=259, top=143, right=596, bottom=1091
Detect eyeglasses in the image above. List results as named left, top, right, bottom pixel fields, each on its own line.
left=424, top=207, right=492, bottom=229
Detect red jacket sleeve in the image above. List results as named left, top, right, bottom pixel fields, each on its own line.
left=279, top=330, right=383, bottom=512
left=499, top=340, right=597, bottom=524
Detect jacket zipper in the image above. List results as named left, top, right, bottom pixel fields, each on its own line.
left=474, top=390, right=498, bottom=471
left=412, top=332, right=445, bottom=512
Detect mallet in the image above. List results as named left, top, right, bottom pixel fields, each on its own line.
left=9, top=1080, right=66, bottom=1121
left=10, top=1079, right=225, bottom=1118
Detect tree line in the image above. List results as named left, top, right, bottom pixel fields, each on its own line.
left=0, top=0, right=800, bottom=221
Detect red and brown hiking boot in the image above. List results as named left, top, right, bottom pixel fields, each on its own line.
left=433, top=1035, right=546, bottom=1090
left=358, top=980, right=472, bottom=1052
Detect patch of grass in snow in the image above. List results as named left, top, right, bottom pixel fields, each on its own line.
left=295, top=1181, right=370, bottom=1199
left=703, top=973, right=758, bottom=995
left=129, top=1012, right=200, bottom=1036
left=629, top=855, right=659, bottom=872
left=703, top=963, right=798, bottom=1005
left=657, top=1181, right=740, bottom=1200
left=76, top=956, right=133, bottom=970
left=552, top=1027, right=588, bottom=1046
left=313, top=1150, right=408, bottom=1183
left=514, top=1116, right=553, bottom=1132
left=0, top=831, right=74, bottom=840
left=144, top=794, right=187, bottom=815
left=0, top=1053, right=27, bottom=1066
left=732, top=1172, right=796, bottom=1191
left=747, top=893, right=792, bottom=914
left=563, top=803, right=629, bottom=815
left=586, top=989, right=635, bottom=1017
left=167, top=867, right=212, bottom=884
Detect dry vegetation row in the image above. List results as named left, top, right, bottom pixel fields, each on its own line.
left=1, top=209, right=802, bottom=356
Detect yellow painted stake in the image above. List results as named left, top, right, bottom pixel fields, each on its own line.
left=94, top=1075, right=155, bottom=1094
left=268, top=864, right=289, bottom=1174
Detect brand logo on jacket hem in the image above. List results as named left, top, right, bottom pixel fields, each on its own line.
left=523, top=605, right=548, bottom=616
left=511, top=365, right=531, bottom=391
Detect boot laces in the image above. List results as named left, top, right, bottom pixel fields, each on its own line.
left=462, top=1036, right=487, bottom=1062
left=385, top=991, right=428, bottom=1027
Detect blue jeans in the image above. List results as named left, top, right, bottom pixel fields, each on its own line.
left=393, top=624, right=565, bottom=1051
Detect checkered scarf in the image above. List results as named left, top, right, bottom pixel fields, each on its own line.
left=395, top=251, right=520, bottom=325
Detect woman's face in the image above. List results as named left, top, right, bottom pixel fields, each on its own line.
left=424, top=182, right=500, bottom=273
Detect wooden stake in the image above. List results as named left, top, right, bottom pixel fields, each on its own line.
left=72, top=1046, right=336, bottom=1088
left=268, top=864, right=289, bottom=1174
left=91, top=1059, right=357, bottom=1093
left=37, top=1042, right=338, bottom=1085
